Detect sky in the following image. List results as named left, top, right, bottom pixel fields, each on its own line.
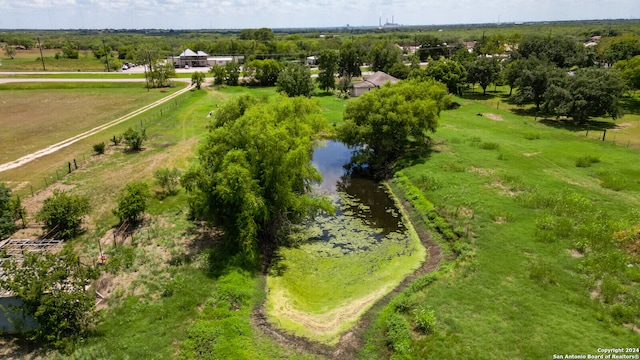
left=0, top=0, right=638, bottom=30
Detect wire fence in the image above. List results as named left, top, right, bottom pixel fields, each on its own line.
left=11, top=89, right=194, bottom=201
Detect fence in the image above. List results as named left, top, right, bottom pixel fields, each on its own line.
left=9, top=89, right=194, bottom=201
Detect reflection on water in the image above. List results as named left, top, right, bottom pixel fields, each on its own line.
left=312, top=140, right=404, bottom=235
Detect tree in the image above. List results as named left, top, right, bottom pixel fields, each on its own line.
left=0, top=248, right=99, bottom=350
left=317, top=49, right=339, bottom=92
left=182, top=95, right=331, bottom=264
left=209, top=65, right=225, bottom=86
left=113, top=182, right=151, bottom=224
left=512, top=57, right=560, bottom=111
left=246, top=59, right=284, bottom=86
left=613, top=55, right=640, bottom=91
left=36, top=191, right=90, bottom=239
left=501, top=59, right=522, bottom=96
left=467, top=57, right=501, bottom=95
left=597, top=34, right=640, bottom=66
left=154, top=167, right=181, bottom=195
left=0, top=183, right=17, bottom=239
left=61, top=41, right=79, bottom=59
left=3, top=44, right=16, bottom=59
left=410, top=57, right=467, bottom=95
left=225, top=61, right=241, bottom=86
left=514, top=34, right=590, bottom=68
left=387, top=62, right=411, bottom=80
left=123, top=127, right=147, bottom=152
left=339, top=42, right=362, bottom=78
left=191, top=71, right=205, bottom=89
left=542, top=68, right=624, bottom=123
left=369, top=41, right=402, bottom=73
left=276, top=63, right=314, bottom=97
left=337, top=79, right=450, bottom=179
left=134, top=46, right=174, bottom=88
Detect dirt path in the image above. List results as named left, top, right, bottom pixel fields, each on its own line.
left=0, top=82, right=194, bottom=173
left=252, top=194, right=443, bottom=360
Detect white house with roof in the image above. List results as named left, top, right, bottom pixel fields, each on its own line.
left=350, top=71, right=400, bottom=97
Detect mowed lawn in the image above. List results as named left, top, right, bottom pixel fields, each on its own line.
left=382, top=98, right=640, bottom=359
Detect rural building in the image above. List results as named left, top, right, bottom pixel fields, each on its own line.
left=171, top=49, right=209, bottom=68
left=306, top=56, right=318, bottom=66
left=350, top=71, right=400, bottom=97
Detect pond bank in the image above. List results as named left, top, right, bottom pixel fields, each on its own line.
left=252, top=178, right=442, bottom=359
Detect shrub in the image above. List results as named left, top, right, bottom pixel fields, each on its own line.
left=595, top=170, right=628, bottom=191
left=523, top=132, right=541, bottom=140
left=479, top=142, right=500, bottom=150
left=529, top=261, right=558, bottom=286
left=92, top=141, right=106, bottom=155
left=154, top=167, right=181, bottom=195
left=0, top=183, right=17, bottom=239
left=413, top=305, right=436, bottom=334
left=575, top=155, right=600, bottom=168
left=113, top=182, right=151, bottom=224
left=385, top=312, right=412, bottom=354
left=111, top=134, right=123, bottom=146
left=123, top=127, right=147, bottom=152
left=36, top=191, right=91, bottom=239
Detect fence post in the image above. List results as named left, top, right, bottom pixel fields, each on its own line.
left=74, top=159, right=78, bottom=169
left=602, top=129, right=607, bottom=141
left=68, top=162, right=72, bottom=174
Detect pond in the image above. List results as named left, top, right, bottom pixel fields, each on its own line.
left=264, top=140, right=426, bottom=345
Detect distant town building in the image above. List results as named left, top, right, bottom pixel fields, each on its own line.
left=350, top=71, right=400, bottom=97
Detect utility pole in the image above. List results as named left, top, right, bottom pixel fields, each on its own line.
left=37, top=37, right=46, bottom=71
left=102, top=37, right=110, bottom=72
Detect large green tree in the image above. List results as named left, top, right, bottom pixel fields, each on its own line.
left=512, top=57, right=561, bottom=111
left=276, top=63, right=315, bottom=97
left=613, top=55, right=640, bottom=91
left=182, top=95, right=331, bottom=264
left=246, top=59, right=284, bottom=86
left=369, top=41, right=402, bottom=73
left=542, top=68, right=624, bottom=123
left=113, top=182, right=151, bottom=224
left=410, top=57, right=467, bottom=95
left=467, top=56, right=501, bottom=95
left=0, top=248, right=99, bottom=350
left=337, top=79, right=450, bottom=179
left=317, top=49, right=339, bottom=92
left=338, top=42, right=362, bottom=78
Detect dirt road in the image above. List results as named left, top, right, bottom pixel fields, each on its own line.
left=0, top=80, right=194, bottom=173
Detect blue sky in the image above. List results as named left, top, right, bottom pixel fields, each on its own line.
left=0, top=0, right=637, bottom=29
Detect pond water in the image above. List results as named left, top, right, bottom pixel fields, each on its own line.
left=264, top=140, right=425, bottom=344
left=312, top=140, right=405, bottom=237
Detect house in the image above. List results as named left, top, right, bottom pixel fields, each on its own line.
left=306, top=56, right=318, bottom=66
left=208, top=57, right=234, bottom=66
left=171, top=49, right=209, bottom=68
left=350, top=71, right=400, bottom=97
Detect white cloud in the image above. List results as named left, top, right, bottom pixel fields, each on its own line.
left=0, top=0, right=637, bottom=29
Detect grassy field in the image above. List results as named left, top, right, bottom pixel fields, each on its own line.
left=0, top=48, right=106, bottom=72
left=2, top=80, right=639, bottom=359
left=0, top=82, right=187, bottom=196
left=356, top=96, right=640, bottom=358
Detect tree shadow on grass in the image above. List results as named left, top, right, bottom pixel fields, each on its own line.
left=459, top=92, right=499, bottom=101
left=620, top=95, right=640, bottom=116
left=538, top=118, right=618, bottom=132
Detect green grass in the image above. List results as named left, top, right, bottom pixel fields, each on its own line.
left=357, top=97, right=640, bottom=359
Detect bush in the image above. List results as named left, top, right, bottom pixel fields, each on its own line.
left=385, top=312, right=412, bottom=354
left=413, top=305, right=436, bottom=334
left=111, top=134, right=123, bottom=146
left=479, top=142, right=500, bottom=150
left=36, top=191, right=91, bottom=239
left=0, top=248, right=99, bottom=351
left=0, top=183, right=17, bottom=239
left=575, top=155, right=600, bottom=168
left=154, top=167, right=181, bottom=195
left=523, top=132, right=541, bottom=140
left=113, top=182, right=151, bottom=224
left=93, top=141, right=106, bottom=155
left=123, top=127, right=147, bottom=152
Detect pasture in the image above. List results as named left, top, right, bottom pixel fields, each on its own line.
left=1, top=80, right=639, bottom=359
